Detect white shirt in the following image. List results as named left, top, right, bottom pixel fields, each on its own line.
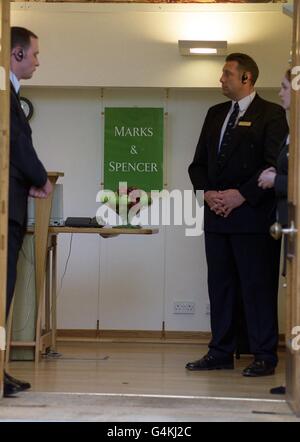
left=10, top=71, right=20, bottom=94
left=218, top=91, right=256, bottom=151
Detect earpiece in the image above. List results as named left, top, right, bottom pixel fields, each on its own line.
left=13, top=49, right=24, bottom=62
left=241, top=72, right=248, bottom=84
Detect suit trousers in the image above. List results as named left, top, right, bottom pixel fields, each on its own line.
left=6, top=220, right=26, bottom=320
left=204, top=232, right=281, bottom=366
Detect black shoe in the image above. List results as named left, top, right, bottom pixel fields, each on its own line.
left=242, top=360, right=275, bottom=377
left=185, top=353, right=234, bottom=371
left=3, top=378, right=23, bottom=397
left=270, top=385, right=286, bottom=395
left=4, top=371, right=31, bottom=390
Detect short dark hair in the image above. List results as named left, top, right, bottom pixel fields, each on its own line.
left=11, top=27, right=38, bottom=51
left=225, top=53, right=259, bottom=85
left=285, top=68, right=291, bottom=82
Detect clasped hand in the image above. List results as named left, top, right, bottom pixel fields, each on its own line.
left=257, top=167, right=276, bottom=189
left=29, top=178, right=53, bottom=199
left=204, top=189, right=245, bottom=218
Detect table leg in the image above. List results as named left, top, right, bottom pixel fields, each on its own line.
left=51, top=235, right=57, bottom=350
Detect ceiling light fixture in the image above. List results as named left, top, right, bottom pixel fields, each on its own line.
left=178, top=40, right=227, bottom=56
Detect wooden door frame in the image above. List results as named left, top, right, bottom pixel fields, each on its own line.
left=0, top=0, right=10, bottom=400
left=286, top=0, right=300, bottom=417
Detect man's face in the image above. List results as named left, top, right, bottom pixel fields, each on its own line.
left=278, top=76, right=291, bottom=111
left=220, top=61, right=244, bottom=100
left=20, top=37, right=40, bottom=79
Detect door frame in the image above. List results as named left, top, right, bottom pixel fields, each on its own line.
left=285, top=0, right=300, bottom=417
left=0, top=0, right=10, bottom=400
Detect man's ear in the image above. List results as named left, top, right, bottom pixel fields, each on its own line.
left=12, top=47, right=24, bottom=62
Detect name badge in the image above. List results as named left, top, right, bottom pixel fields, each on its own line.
left=238, top=121, right=252, bottom=127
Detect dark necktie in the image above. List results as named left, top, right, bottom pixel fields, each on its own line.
left=218, top=102, right=240, bottom=158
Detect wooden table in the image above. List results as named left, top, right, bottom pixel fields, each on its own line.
left=6, top=223, right=158, bottom=364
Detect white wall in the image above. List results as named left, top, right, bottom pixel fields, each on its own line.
left=23, top=86, right=212, bottom=331
left=11, top=3, right=291, bottom=88
left=22, top=86, right=285, bottom=332
left=10, top=2, right=290, bottom=332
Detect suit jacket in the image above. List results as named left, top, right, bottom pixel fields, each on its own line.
left=188, top=94, right=289, bottom=233
left=9, top=83, right=48, bottom=226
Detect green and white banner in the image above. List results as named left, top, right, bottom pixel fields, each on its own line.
left=104, top=107, right=164, bottom=192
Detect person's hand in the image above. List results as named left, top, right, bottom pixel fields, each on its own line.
left=204, top=191, right=225, bottom=215
left=258, top=167, right=277, bottom=190
left=212, top=189, right=246, bottom=218
left=29, top=178, right=53, bottom=199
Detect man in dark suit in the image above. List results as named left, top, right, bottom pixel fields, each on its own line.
left=4, top=27, right=53, bottom=397
left=187, top=53, right=289, bottom=377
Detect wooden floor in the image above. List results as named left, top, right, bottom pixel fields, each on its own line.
left=6, top=341, right=286, bottom=397
left=1, top=341, right=299, bottom=421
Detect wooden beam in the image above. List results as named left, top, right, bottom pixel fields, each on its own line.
left=286, top=0, right=300, bottom=417
left=11, top=1, right=288, bottom=4
left=0, top=0, right=10, bottom=400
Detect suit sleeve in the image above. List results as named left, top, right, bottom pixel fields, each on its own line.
left=274, top=174, right=288, bottom=198
left=188, top=109, right=212, bottom=192
left=239, top=105, right=289, bottom=206
left=10, top=95, right=48, bottom=188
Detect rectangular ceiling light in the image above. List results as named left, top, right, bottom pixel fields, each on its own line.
left=178, top=40, right=227, bottom=56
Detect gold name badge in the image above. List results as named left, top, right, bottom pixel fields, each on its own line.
left=238, top=121, right=252, bottom=127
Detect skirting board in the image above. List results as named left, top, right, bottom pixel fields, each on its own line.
left=57, top=329, right=210, bottom=344
left=57, top=329, right=285, bottom=347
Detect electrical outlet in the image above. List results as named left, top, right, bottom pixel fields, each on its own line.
left=173, top=302, right=195, bottom=315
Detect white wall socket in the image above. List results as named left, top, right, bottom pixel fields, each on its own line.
left=173, top=302, right=195, bottom=315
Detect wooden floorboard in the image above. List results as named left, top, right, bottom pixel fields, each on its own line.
left=7, top=342, right=286, bottom=399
